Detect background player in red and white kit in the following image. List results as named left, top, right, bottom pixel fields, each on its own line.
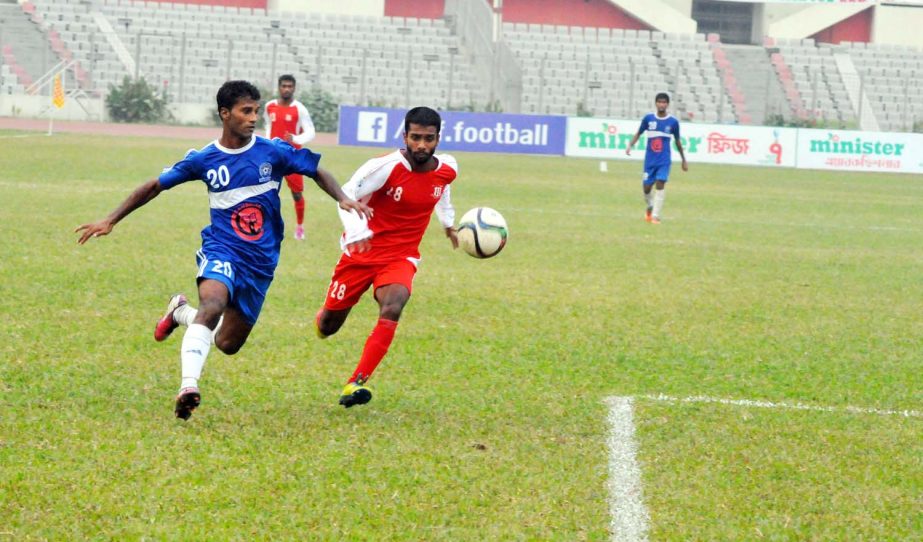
left=264, top=74, right=316, bottom=240
left=314, top=106, right=459, bottom=407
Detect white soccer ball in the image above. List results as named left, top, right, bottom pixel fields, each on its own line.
left=457, top=207, right=508, bottom=259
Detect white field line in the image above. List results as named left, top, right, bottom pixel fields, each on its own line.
left=605, top=394, right=920, bottom=541
left=605, top=396, right=649, bottom=542
left=502, top=205, right=915, bottom=233
left=0, top=133, right=49, bottom=139
left=639, top=393, right=923, bottom=418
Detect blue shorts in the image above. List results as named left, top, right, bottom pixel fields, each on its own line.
left=196, top=247, right=273, bottom=325
left=643, top=164, right=671, bottom=185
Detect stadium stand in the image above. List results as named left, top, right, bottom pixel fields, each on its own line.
left=9, top=0, right=920, bottom=131
left=21, top=0, right=486, bottom=110
left=766, top=36, right=856, bottom=127
left=839, top=41, right=922, bottom=132
left=502, top=22, right=734, bottom=122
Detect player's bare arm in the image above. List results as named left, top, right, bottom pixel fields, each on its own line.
left=675, top=136, right=689, bottom=171
left=626, top=132, right=641, bottom=156
left=445, top=226, right=459, bottom=249
left=75, top=178, right=163, bottom=244
left=311, top=167, right=372, bottom=219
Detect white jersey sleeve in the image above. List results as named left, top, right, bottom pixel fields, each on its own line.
left=291, top=101, right=316, bottom=146
left=338, top=151, right=401, bottom=248
left=263, top=99, right=275, bottom=139
left=434, top=153, right=457, bottom=228
left=434, top=186, right=455, bottom=228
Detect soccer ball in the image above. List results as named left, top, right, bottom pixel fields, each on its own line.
left=457, top=207, right=508, bottom=258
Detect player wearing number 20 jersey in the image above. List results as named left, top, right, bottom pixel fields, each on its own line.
left=637, top=112, right=680, bottom=184
left=158, top=136, right=321, bottom=321
left=75, top=80, right=369, bottom=420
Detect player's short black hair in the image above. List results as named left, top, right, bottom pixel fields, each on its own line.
left=655, top=92, right=670, bottom=103
left=404, top=106, right=442, bottom=134
left=216, top=80, right=260, bottom=112
left=278, top=74, right=296, bottom=86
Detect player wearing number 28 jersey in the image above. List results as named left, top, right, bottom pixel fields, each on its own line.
left=314, top=106, right=460, bottom=408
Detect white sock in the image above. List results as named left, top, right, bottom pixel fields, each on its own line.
left=644, top=191, right=653, bottom=210
left=174, top=304, right=197, bottom=326
left=180, top=323, right=212, bottom=390
left=211, top=315, right=224, bottom=343
left=653, top=189, right=666, bottom=219
left=174, top=305, right=223, bottom=345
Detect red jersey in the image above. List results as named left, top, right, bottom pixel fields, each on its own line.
left=338, top=150, right=457, bottom=264
left=263, top=99, right=315, bottom=148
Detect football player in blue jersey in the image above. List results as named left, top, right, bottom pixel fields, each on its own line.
left=626, top=92, right=688, bottom=224
left=76, top=80, right=369, bottom=420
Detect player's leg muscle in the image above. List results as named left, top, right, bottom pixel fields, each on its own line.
left=195, top=279, right=229, bottom=329
left=374, top=284, right=410, bottom=321
left=317, top=307, right=351, bottom=337
left=213, top=306, right=254, bottom=355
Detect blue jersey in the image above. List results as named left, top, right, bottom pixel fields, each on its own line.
left=158, top=136, right=321, bottom=276
left=638, top=113, right=680, bottom=169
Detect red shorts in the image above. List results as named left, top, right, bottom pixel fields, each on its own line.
left=285, top=173, right=304, bottom=193
left=323, top=256, right=417, bottom=311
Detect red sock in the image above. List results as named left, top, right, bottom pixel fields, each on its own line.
left=349, top=318, right=398, bottom=383
left=294, top=198, right=305, bottom=225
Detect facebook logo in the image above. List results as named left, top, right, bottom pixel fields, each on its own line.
left=357, top=112, right=388, bottom=143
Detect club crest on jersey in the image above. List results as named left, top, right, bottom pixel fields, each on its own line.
left=259, top=162, right=273, bottom=183
left=231, top=203, right=265, bottom=241
left=431, top=186, right=443, bottom=199
left=648, top=121, right=657, bottom=130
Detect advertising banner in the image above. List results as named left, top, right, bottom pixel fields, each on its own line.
left=566, top=117, right=798, bottom=168
left=795, top=128, right=923, bottom=173
left=338, top=105, right=567, bottom=155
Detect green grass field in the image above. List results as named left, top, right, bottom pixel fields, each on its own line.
left=1, top=131, right=920, bottom=540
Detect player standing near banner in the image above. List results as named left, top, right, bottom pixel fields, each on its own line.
left=265, top=74, right=316, bottom=240
left=75, top=80, right=368, bottom=420
left=314, top=106, right=459, bottom=408
left=626, top=92, right=688, bottom=224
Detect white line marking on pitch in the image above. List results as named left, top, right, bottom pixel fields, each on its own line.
left=605, top=396, right=649, bottom=542
left=0, top=134, right=49, bottom=139
left=604, top=394, right=920, bottom=541
left=639, top=394, right=922, bottom=418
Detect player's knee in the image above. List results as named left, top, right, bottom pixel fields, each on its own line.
left=317, top=318, right=342, bottom=337
left=379, top=301, right=405, bottom=321
left=215, top=337, right=244, bottom=355
left=196, top=300, right=225, bottom=328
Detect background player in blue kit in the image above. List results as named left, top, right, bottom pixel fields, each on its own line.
left=626, top=92, right=688, bottom=224
left=76, top=80, right=369, bottom=420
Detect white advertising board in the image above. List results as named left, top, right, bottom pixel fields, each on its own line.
left=565, top=117, right=798, bottom=168
left=795, top=128, right=923, bottom=174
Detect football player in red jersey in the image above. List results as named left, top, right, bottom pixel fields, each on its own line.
left=315, top=106, right=459, bottom=407
left=264, top=74, right=316, bottom=240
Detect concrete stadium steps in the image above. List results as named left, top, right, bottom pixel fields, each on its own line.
left=0, top=4, right=57, bottom=88
left=23, top=0, right=485, bottom=110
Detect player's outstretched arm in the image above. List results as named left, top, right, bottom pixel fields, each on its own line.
left=75, top=179, right=163, bottom=244
left=311, top=167, right=372, bottom=219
